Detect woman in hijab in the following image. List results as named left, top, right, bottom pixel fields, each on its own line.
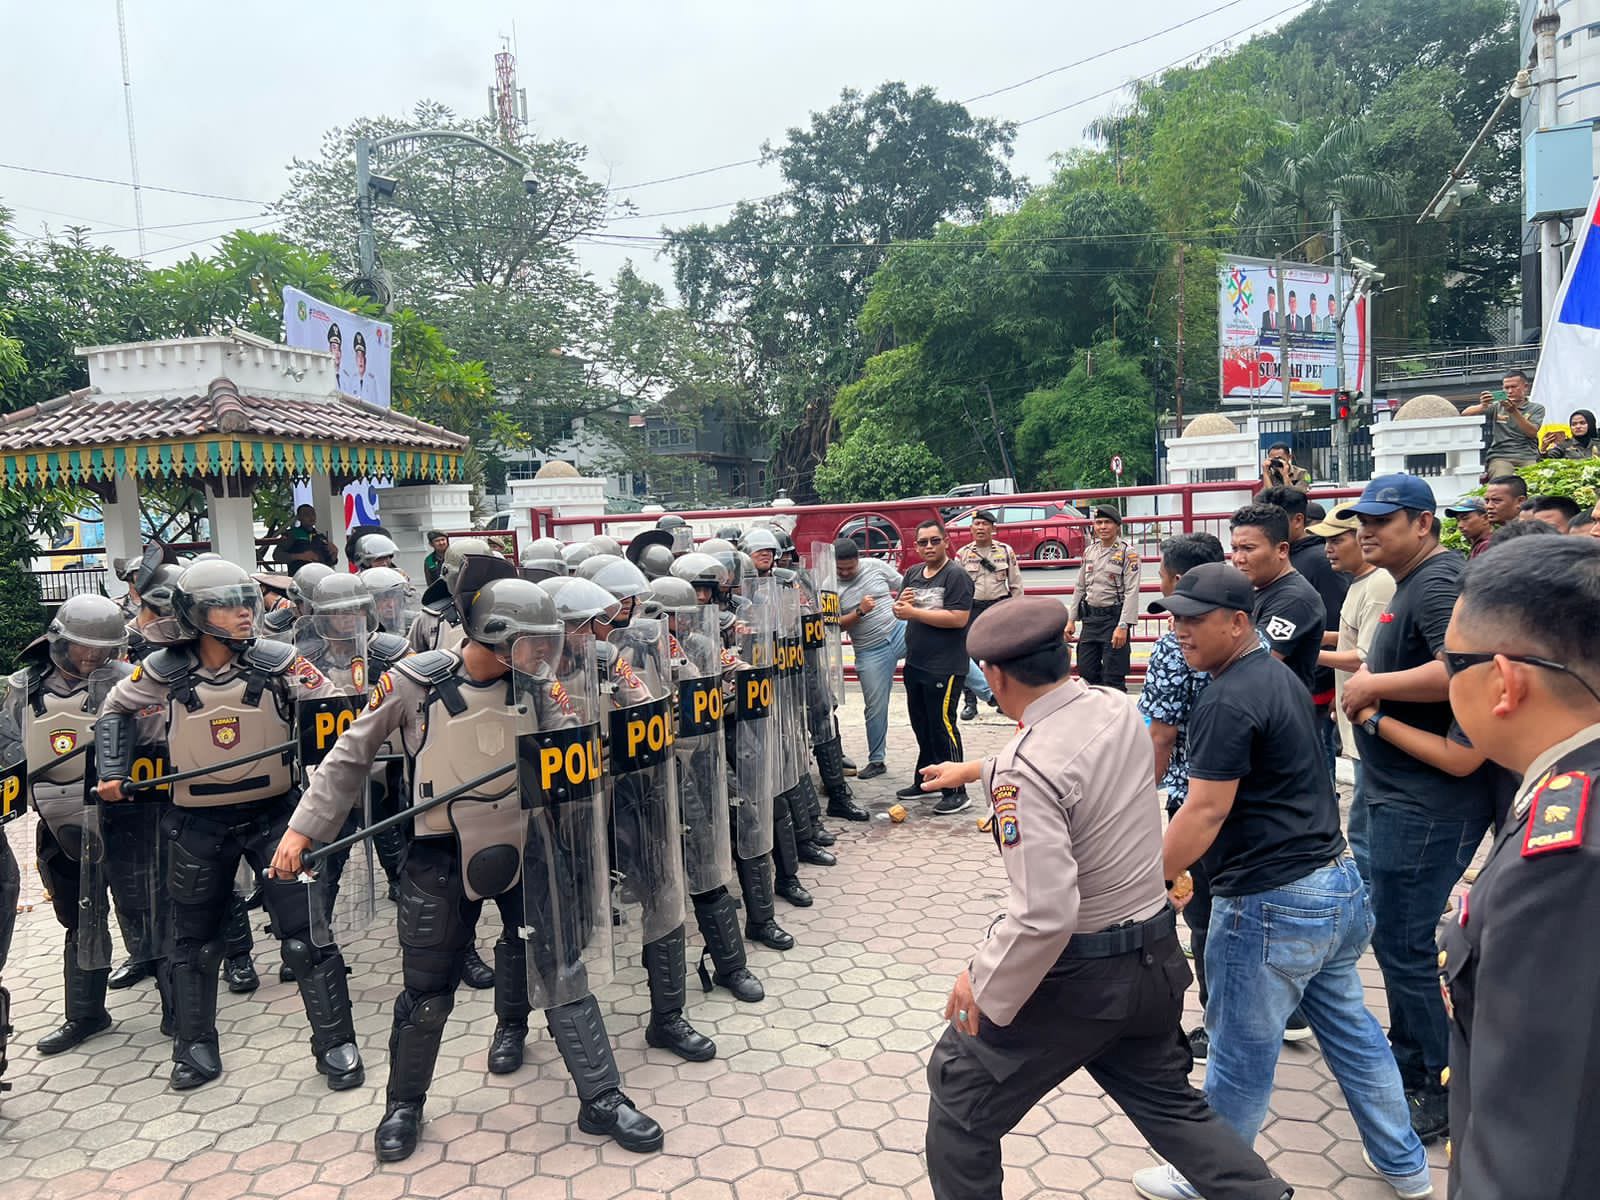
left=1542, top=407, right=1600, bottom=458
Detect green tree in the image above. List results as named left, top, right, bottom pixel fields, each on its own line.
left=1015, top=342, right=1155, bottom=489
left=812, top=425, right=949, bottom=503
left=669, top=82, right=1017, bottom=499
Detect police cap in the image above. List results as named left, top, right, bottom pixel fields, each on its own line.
left=966, top=597, right=1069, bottom=665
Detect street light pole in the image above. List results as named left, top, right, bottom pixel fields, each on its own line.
left=1534, top=1, right=1564, bottom=329
left=1332, top=206, right=1347, bottom=484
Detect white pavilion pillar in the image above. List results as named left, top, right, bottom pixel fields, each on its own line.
left=100, top=471, right=144, bottom=599
left=308, top=472, right=340, bottom=557
left=205, top=479, right=258, bottom=572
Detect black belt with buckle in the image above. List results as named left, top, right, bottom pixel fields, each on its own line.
left=1059, top=907, right=1176, bottom=960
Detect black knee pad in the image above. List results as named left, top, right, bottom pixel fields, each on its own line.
left=167, top=839, right=223, bottom=905
left=397, top=865, right=463, bottom=951
left=410, top=991, right=454, bottom=1031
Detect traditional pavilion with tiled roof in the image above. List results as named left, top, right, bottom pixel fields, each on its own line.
left=0, top=330, right=471, bottom=577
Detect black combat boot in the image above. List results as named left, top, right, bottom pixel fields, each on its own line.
left=36, top=933, right=112, bottom=1055
left=797, top=775, right=836, bottom=846
left=488, top=937, right=530, bottom=1075
left=461, top=944, right=495, bottom=989
left=788, top=782, right=836, bottom=866
left=735, top=855, right=793, bottom=950
left=642, top=927, right=716, bottom=1062
left=375, top=990, right=453, bottom=1162
left=221, top=894, right=259, bottom=992
left=693, top=890, right=764, bottom=1002
left=772, top=798, right=813, bottom=908
left=548, top=995, right=664, bottom=1153
left=817, top=737, right=869, bottom=821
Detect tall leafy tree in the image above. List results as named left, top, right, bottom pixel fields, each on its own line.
left=1015, top=341, right=1155, bottom=489
left=668, top=82, right=1017, bottom=500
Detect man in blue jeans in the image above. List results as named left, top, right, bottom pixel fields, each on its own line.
left=1340, top=474, right=1492, bottom=1145
left=1133, top=562, right=1432, bottom=1200
left=835, top=539, right=905, bottom=780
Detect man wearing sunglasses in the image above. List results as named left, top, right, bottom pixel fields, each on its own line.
left=892, top=519, right=975, bottom=815
left=1339, top=474, right=1493, bottom=1149
left=1437, top=536, right=1600, bottom=1199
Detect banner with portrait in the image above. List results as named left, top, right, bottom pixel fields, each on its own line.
left=1217, top=256, right=1368, bottom=406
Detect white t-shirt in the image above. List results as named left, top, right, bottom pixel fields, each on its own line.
left=1335, top=567, right=1397, bottom=758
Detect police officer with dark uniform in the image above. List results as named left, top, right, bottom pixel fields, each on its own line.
left=1065, top=506, right=1142, bottom=691
left=917, top=597, right=1289, bottom=1200
left=95, top=561, right=364, bottom=1093
left=272, top=562, right=662, bottom=1162
left=3, top=596, right=127, bottom=1057
left=1436, top=536, right=1600, bottom=1197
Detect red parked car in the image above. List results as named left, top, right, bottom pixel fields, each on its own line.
left=943, top=502, right=1089, bottom=568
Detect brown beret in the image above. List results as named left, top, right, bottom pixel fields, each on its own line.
left=967, top=596, right=1069, bottom=663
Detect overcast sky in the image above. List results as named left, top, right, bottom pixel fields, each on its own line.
left=2, top=0, right=1303, bottom=295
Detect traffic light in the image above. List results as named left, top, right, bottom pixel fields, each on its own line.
left=1335, top=389, right=1354, bottom=423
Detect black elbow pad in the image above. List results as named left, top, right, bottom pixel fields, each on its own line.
left=94, top=712, right=134, bottom=782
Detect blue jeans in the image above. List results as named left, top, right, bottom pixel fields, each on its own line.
left=852, top=622, right=906, bottom=767
left=1204, top=857, right=1426, bottom=1180
left=1346, top=761, right=1370, bottom=887
left=962, top=657, right=993, bottom=703
left=1367, top=801, right=1487, bottom=1090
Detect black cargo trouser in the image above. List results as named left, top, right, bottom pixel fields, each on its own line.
left=1075, top=602, right=1130, bottom=692
left=925, top=929, right=1285, bottom=1200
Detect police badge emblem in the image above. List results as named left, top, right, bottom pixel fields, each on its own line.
left=48, top=729, right=77, bottom=756
left=351, top=656, right=367, bottom=692
left=210, top=717, right=241, bottom=749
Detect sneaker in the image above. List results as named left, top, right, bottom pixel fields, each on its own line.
left=1362, top=1149, right=1435, bottom=1198
left=1132, top=1164, right=1202, bottom=1200
left=932, top=790, right=970, bottom=816
left=1407, top=1085, right=1449, bottom=1144
left=1186, top=1026, right=1209, bottom=1067
left=1283, top=1013, right=1313, bottom=1043
left=857, top=762, right=886, bottom=780
left=894, top=783, right=926, bottom=801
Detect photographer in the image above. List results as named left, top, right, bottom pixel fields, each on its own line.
left=1259, top=443, right=1309, bottom=493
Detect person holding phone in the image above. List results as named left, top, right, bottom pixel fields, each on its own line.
left=1463, top=370, right=1542, bottom=477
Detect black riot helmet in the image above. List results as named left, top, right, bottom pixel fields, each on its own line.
left=173, top=559, right=262, bottom=649
left=309, top=573, right=377, bottom=642
left=48, top=593, right=128, bottom=679
left=133, top=562, right=187, bottom=647
left=716, top=525, right=743, bottom=546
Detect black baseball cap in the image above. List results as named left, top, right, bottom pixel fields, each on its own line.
left=1147, top=562, right=1254, bottom=617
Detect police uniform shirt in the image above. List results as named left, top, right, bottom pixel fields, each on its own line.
left=971, top=679, right=1168, bottom=1026
left=1066, top=540, right=1140, bottom=627
left=956, top=541, right=1024, bottom=605
left=288, top=655, right=575, bottom=845
left=101, top=650, right=334, bottom=724
left=1440, top=722, right=1600, bottom=1199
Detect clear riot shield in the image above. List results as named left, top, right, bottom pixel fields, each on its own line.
left=775, top=584, right=805, bottom=790
left=299, top=614, right=378, bottom=948
left=519, top=628, right=613, bottom=1010
left=0, top=675, right=23, bottom=828
left=810, top=541, right=846, bottom=705
left=672, top=606, right=732, bottom=896
left=798, top=572, right=835, bottom=741
left=111, top=726, right=171, bottom=967
left=605, top=619, right=686, bottom=944
left=731, top=578, right=778, bottom=858
left=69, top=667, right=124, bottom=971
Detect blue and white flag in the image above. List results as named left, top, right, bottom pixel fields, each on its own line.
left=1532, top=175, right=1600, bottom=430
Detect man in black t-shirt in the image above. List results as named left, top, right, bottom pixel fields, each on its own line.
left=1340, top=473, right=1492, bottom=1145
left=1135, top=563, right=1431, bottom=1200
left=892, top=519, right=975, bottom=816
left=1229, top=504, right=1325, bottom=692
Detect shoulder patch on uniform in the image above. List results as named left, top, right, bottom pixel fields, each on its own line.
left=998, top=812, right=1021, bottom=847
left=367, top=672, right=395, bottom=710
left=991, top=782, right=1018, bottom=810
left=292, top=656, right=327, bottom=690
left=1522, top=771, right=1589, bottom=857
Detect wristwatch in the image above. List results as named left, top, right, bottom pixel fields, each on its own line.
left=1362, top=712, right=1383, bottom=737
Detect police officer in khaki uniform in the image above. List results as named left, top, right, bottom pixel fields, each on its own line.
left=95, top=561, right=364, bottom=1094
left=917, top=598, right=1289, bottom=1200
left=1065, top=506, right=1142, bottom=692
left=272, top=562, right=662, bottom=1162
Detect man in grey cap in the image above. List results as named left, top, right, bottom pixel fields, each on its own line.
left=1135, top=562, right=1430, bottom=1200
left=918, top=596, right=1287, bottom=1200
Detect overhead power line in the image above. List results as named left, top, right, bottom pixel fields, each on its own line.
left=0, top=162, right=268, bottom=206
left=610, top=158, right=764, bottom=193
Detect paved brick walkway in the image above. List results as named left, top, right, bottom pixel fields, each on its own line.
left=0, top=690, right=1447, bottom=1199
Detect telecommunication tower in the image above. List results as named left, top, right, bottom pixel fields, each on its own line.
left=488, top=36, right=528, bottom=143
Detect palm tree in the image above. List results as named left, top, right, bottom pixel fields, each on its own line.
left=1235, top=118, right=1405, bottom=260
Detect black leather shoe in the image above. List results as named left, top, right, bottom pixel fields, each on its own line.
left=375, top=1099, right=424, bottom=1162
left=960, top=696, right=978, bottom=721
left=840, top=754, right=858, bottom=776
left=36, top=1011, right=111, bottom=1056
left=775, top=877, right=813, bottom=908
left=857, top=762, right=886, bottom=780
left=578, top=1089, right=664, bottom=1152
left=277, top=962, right=295, bottom=984
left=828, top=796, right=870, bottom=822
left=798, top=841, right=836, bottom=867
left=1409, top=1085, right=1449, bottom=1144
left=316, top=1042, right=364, bottom=1091
left=108, top=959, right=155, bottom=990
left=224, top=955, right=260, bottom=994
left=745, top=919, right=794, bottom=951
left=645, top=1012, right=716, bottom=1062
left=487, top=1022, right=527, bottom=1075
left=169, top=1042, right=222, bottom=1091
left=714, top=966, right=765, bottom=1003
left=461, top=947, right=495, bottom=990
left=386, top=881, right=400, bottom=903
left=894, top=783, right=925, bottom=801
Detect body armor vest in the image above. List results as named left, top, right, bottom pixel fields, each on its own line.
left=25, top=682, right=95, bottom=804
left=166, top=666, right=294, bottom=808
left=409, top=674, right=519, bottom=838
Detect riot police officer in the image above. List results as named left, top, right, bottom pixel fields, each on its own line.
left=4, top=595, right=127, bottom=1055
left=408, top=537, right=491, bottom=654
left=357, top=567, right=419, bottom=898
left=273, top=562, right=663, bottom=1161
left=652, top=573, right=763, bottom=1002
left=95, top=561, right=364, bottom=1093
left=260, top=561, right=332, bottom=644
left=583, top=555, right=716, bottom=1059
left=353, top=533, right=400, bottom=572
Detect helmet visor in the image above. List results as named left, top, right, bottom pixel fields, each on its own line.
left=49, top=638, right=122, bottom=679
left=189, top=584, right=262, bottom=641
